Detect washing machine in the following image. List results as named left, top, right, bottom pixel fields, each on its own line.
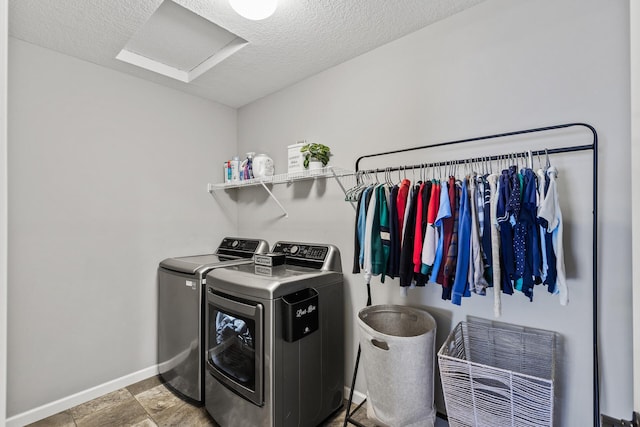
left=204, top=241, right=344, bottom=427
left=158, top=237, right=269, bottom=404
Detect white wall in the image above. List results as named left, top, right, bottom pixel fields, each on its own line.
left=632, top=0, right=640, bottom=414
left=236, top=0, right=631, bottom=425
left=7, top=38, right=238, bottom=418
left=0, top=0, right=7, bottom=426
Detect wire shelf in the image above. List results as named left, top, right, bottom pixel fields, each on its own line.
left=208, top=166, right=354, bottom=191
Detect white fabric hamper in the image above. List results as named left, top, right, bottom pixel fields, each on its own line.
left=437, top=320, right=556, bottom=427
left=357, top=305, right=437, bottom=427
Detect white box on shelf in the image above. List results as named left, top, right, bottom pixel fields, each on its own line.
left=288, top=142, right=306, bottom=173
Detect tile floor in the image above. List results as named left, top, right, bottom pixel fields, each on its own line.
left=26, top=376, right=378, bottom=427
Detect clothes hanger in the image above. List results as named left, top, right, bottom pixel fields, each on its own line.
left=545, top=148, right=551, bottom=169
left=386, top=167, right=394, bottom=186
left=345, top=170, right=365, bottom=201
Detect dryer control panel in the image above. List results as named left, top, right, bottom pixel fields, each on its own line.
left=271, top=242, right=340, bottom=272
left=273, top=242, right=327, bottom=260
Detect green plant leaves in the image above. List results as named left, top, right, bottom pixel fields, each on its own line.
left=300, top=143, right=331, bottom=168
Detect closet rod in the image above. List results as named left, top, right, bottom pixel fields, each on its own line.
left=344, top=123, right=599, bottom=427
left=356, top=144, right=593, bottom=175
left=355, top=122, right=596, bottom=172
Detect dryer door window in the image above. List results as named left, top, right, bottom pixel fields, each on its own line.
left=206, top=290, right=263, bottom=406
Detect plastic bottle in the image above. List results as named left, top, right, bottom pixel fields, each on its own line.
left=245, top=152, right=255, bottom=180
left=223, top=162, right=230, bottom=183
left=230, top=156, right=240, bottom=182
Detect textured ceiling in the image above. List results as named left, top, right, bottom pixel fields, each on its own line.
left=8, top=0, right=486, bottom=108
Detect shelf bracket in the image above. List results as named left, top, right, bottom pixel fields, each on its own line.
left=330, top=168, right=357, bottom=211
left=259, top=181, right=289, bottom=218
left=207, top=167, right=356, bottom=219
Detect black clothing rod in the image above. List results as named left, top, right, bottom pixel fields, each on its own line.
left=355, top=145, right=593, bottom=175
left=344, top=122, right=599, bottom=427
left=355, top=122, right=595, bottom=171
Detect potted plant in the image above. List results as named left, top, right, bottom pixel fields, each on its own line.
left=300, top=143, right=331, bottom=170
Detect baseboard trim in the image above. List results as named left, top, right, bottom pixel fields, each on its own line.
left=343, top=386, right=366, bottom=405
left=6, top=365, right=158, bottom=427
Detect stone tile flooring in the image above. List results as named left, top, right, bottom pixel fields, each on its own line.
left=26, top=376, right=376, bottom=427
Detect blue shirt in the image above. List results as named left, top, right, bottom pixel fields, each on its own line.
left=452, top=178, right=472, bottom=305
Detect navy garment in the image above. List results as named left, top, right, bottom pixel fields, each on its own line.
left=399, top=185, right=420, bottom=287
left=518, top=169, right=541, bottom=301
left=497, top=170, right=514, bottom=295
left=543, top=231, right=558, bottom=293
left=387, top=185, right=400, bottom=279
left=481, top=175, right=493, bottom=284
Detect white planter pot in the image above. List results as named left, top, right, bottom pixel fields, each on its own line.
left=308, top=160, right=324, bottom=175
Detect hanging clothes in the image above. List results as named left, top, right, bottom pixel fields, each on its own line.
left=421, top=180, right=440, bottom=277
left=536, top=168, right=549, bottom=283
left=480, top=175, right=493, bottom=284
left=442, top=179, right=461, bottom=300
left=428, top=179, right=450, bottom=282
left=412, top=181, right=430, bottom=286
left=451, top=177, right=472, bottom=305
left=538, top=165, right=568, bottom=305
left=487, top=173, right=502, bottom=317
left=351, top=150, right=570, bottom=315
left=373, top=184, right=391, bottom=282
left=437, top=176, right=456, bottom=286
left=517, top=168, right=542, bottom=301
left=399, top=184, right=419, bottom=287
left=397, top=179, right=411, bottom=243
left=356, top=186, right=374, bottom=271
left=496, top=168, right=515, bottom=295
left=352, top=189, right=365, bottom=274
left=538, top=168, right=558, bottom=293
left=362, top=186, right=379, bottom=284
left=387, top=184, right=400, bottom=278
left=469, top=175, right=488, bottom=295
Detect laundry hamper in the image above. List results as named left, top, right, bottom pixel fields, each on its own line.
left=357, top=305, right=437, bottom=427
left=438, top=320, right=557, bottom=427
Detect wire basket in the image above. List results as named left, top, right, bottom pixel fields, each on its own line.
left=438, top=320, right=556, bottom=427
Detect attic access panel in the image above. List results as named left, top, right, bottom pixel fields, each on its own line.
left=116, top=0, right=247, bottom=83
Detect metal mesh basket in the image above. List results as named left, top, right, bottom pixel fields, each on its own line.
left=438, top=320, right=556, bottom=427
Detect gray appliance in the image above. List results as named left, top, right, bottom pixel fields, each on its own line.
left=158, top=237, right=269, bottom=404
left=204, top=241, right=344, bottom=427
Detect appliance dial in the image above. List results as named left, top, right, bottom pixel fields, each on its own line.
left=290, top=245, right=299, bottom=255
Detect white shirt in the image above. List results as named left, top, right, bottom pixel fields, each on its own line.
left=538, top=166, right=567, bottom=305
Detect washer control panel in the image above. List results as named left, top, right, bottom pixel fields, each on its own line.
left=216, top=238, right=269, bottom=259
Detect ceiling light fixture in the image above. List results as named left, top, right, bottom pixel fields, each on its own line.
left=229, top=0, right=277, bottom=20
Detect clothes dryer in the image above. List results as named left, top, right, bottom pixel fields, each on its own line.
left=158, top=237, right=269, bottom=404
left=204, top=241, right=344, bottom=427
